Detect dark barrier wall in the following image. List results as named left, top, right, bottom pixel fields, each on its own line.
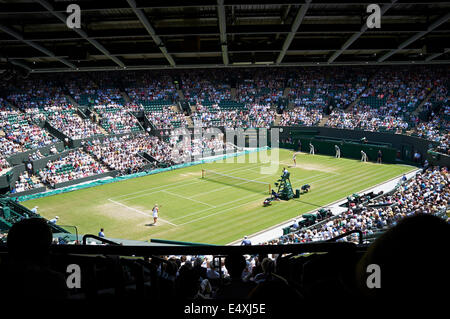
left=8, top=186, right=47, bottom=197
left=29, top=132, right=151, bottom=174
left=427, top=151, right=450, bottom=167
left=0, top=171, right=12, bottom=189
left=129, top=111, right=145, bottom=131
left=31, top=149, right=74, bottom=173
left=53, top=171, right=118, bottom=189
left=44, top=121, right=70, bottom=143
left=0, top=164, right=25, bottom=189
left=70, top=131, right=142, bottom=148
left=142, top=113, right=157, bottom=135
left=282, top=137, right=397, bottom=163
left=274, top=126, right=440, bottom=165
left=70, top=134, right=105, bottom=148
left=6, top=141, right=65, bottom=166
left=77, top=107, right=88, bottom=119
left=9, top=164, right=26, bottom=187
left=142, top=152, right=157, bottom=163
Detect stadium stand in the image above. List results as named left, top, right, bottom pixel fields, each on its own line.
left=46, top=104, right=103, bottom=140
left=36, top=149, right=109, bottom=188
left=83, top=134, right=160, bottom=173
left=0, top=98, right=58, bottom=156
left=1, top=2, right=450, bottom=311
left=271, top=166, right=449, bottom=245
left=94, top=104, right=142, bottom=134
left=11, top=171, right=45, bottom=193
left=0, top=66, right=448, bottom=197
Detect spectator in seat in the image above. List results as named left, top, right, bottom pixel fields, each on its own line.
left=206, top=259, right=220, bottom=280
left=193, top=256, right=207, bottom=281
left=49, top=216, right=59, bottom=224
left=241, top=235, right=252, bottom=246
left=291, top=219, right=300, bottom=231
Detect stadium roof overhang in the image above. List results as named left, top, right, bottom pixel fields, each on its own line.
left=0, top=0, right=449, bottom=74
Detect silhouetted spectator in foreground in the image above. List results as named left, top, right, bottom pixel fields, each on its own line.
left=176, top=262, right=199, bottom=299
left=249, top=258, right=303, bottom=302
left=192, top=256, right=207, bottom=280
left=0, top=218, right=68, bottom=300
left=354, top=214, right=449, bottom=305
left=215, top=254, right=255, bottom=299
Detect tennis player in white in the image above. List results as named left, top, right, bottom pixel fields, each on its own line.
left=309, top=142, right=315, bottom=155
left=292, top=151, right=297, bottom=167
left=152, top=204, right=159, bottom=224
left=335, top=145, right=341, bottom=158
left=361, top=150, right=368, bottom=162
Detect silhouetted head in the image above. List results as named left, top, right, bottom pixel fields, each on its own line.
left=355, top=214, right=450, bottom=303
left=7, top=218, right=53, bottom=262
left=261, top=258, right=275, bottom=275
left=225, top=254, right=246, bottom=280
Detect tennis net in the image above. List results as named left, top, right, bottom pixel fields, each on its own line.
left=202, top=169, right=271, bottom=194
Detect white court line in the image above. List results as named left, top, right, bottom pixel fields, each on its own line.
left=111, top=152, right=346, bottom=202
left=171, top=171, right=334, bottom=222
left=108, top=153, right=364, bottom=226
left=111, top=179, right=202, bottom=200
left=178, top=168, right=392, bottom=226
left=106, top=162, right=266, bottom=224
left=110, top=158, right=388, bottom=230
left=110, top=161, right=264, bottom=201
left=162, top=190, right=216, bottom=208
left=177, top=197, right=260, bottom=226
left=188, top=158, right=349, bottom=199
left=181, top=159, right=368, bottom=221
left=108, top=199, right=178, bottom=226
left=173, top=161, right=385, bottom=225
left=115, top=162, right=267, bottom=202
left=189, top=171, right=273, bottom=198
left=170, top=192, right=261, bottom=222
left=118, top=179, right=207, bottom=202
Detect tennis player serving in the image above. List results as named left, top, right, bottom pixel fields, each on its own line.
left=152, top=204, right=159, bottom=225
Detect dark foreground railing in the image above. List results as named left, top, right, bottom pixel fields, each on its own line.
left=0, top=241, right=361, bottom=256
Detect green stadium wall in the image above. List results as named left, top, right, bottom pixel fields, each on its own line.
left=274, top=126, right=445, bottom=166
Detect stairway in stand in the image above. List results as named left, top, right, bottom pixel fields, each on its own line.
left=186, top=115, right=194, bottom=128
left=65, top=94, right=79, bottom=107
left=318, top=115, right=329, bottom=127
left=177, top=89, right=185, bottom=100
left=171, top=104, right=182, bottom=113
left=274, top=114, right=282, bottom=126
left=413, top=88, right=436, bottom=116
left=344, top=70, right=379, bottom=112
left=121, top=91, right=132, bottom=104
left=92, top=110, right=109, bottom=135
left=231, top=87, right=237, bottom=100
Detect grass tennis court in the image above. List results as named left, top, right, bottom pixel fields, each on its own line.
left=22, top=148, right=415, bottom=245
